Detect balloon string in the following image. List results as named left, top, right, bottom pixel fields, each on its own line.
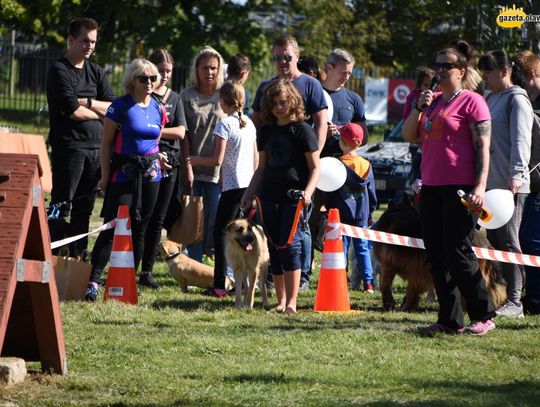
left=527, top=161, right=540, bottom=176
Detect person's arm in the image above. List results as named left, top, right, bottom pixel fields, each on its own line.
left=252, top=141, right=259, bottom=171
left=189, top=136, right=226, bottom=167
left=509, top=95, right=533, bottom=193
left=241, top=151, right=266, bottom=209
left=98, top=117, right=117, bottom=192
left=252, top=111, right=262, bottom=132
left=303, top=150, right=320, bottom=205
left=403, top=90, right=433, bottom=144
left=70, top=105, right=100, bottom=121
left=312, top=108, right=328, bottom=151
left=180, top=135, right=194, bottom=189
left=468, top=120, right=491, bottom=209
left=161, top=125, right=186, bottom=141
left=76, top=97, right=111, bottom=118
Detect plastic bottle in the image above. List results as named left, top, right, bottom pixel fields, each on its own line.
left=457, top=190, right=493, bottom=221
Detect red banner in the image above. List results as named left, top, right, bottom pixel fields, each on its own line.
left=388, top=79, right=415, bottom=124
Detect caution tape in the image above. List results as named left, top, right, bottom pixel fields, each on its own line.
left=50, top=220, right=116, bottom=250
left=339, top=223, right=540, bottom=268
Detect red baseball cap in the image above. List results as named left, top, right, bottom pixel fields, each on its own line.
left=338, top=123, right=364, bottom=145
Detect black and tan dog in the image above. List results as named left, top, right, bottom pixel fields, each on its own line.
left=225, top=219, right=270, bottom=309
left=160, top=240, right=233, bottom=293
left=373, top=196, right=507, bottom=312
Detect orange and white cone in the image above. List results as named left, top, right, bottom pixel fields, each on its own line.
left=314, top=208, right=351, bottom=312
left=103, top=205, right=138, bottom=305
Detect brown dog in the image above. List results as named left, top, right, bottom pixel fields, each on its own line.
left=373, top=196, right=507, bottom=312
left=159, top=240, right=233, bottom=293
left=225, top=219, right=270, bottom=309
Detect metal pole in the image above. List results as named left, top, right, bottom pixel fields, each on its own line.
left=9, top=29, right=16, bottom=97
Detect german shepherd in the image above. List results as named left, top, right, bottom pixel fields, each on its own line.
left=225, top=219, right=270, bottom=309
left=373, top=196, right=507, bottom=311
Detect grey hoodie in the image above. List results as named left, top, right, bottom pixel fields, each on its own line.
left=486, top=86, right=533, bottom=193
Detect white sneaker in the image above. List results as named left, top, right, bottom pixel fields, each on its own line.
left=495, top=300, right=525, bottom=318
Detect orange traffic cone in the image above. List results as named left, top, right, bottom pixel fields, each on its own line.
left=103, top=205, right=138, bottom=305
left=314, top=208, right=351, bottom=312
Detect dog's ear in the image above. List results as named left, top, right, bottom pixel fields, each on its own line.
left=226, top=220, right=236, bottom=232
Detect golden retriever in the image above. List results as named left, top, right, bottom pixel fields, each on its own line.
left=225, top=219, right=270, bottom=309
left=159, top=240, right=233, bottom=293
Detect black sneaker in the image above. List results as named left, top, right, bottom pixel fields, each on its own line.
left=84, top=282, right=99, bottom=302
left=138, top=272, right=160, bottom=289
left=299, top=279, right=310, bottom=292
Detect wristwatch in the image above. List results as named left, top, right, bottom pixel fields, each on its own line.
left=87, top=97, right=93, bottom=108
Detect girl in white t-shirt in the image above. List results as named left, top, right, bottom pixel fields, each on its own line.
left=189, top=80, right=257, bottom=297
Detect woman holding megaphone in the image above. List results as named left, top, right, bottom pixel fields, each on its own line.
left=403, top=43, right=497, bottom=336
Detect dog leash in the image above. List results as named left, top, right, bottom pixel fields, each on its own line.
left=253, top=193, right=305, bottom=250
left=47, top=188, right=102, bottom=219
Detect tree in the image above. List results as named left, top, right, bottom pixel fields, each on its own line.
left=0, top=0, right=271, bottom=69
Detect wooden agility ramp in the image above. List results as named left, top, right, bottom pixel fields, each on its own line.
left=0, top=153, right=66, bottom=374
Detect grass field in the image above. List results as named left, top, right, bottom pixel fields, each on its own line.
left=1, top=197, right=539, bottom=407
left=1, top=263, right=538, bottom=406
left=1, top=125, right=539, bottom=406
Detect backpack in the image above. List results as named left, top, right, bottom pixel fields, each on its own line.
left=490, top=90, right=540, bottom=192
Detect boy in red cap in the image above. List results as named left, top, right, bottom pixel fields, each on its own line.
left=325, top=122, right=378, bottom=292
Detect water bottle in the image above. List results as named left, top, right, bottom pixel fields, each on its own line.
left=457, top=190, right=493, bottom=221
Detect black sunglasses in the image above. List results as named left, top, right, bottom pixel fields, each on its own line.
left=432, top=62, right=458, bottom=71
left=272, top=55, right=293, bottom=63
left=136, top=75, right=158, bottom=84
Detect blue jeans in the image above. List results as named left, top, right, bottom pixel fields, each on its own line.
left=343, top=234, right=373, bottom=286
left=487, top=193, right=527, bottom=303
left=186, top=180, right=221, bottom=262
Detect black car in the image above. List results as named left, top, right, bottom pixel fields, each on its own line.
left=357, top=120, right=418, bottom=203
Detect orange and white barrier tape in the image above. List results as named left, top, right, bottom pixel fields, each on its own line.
left=338, top=222, right=540, bottom=268
left=50, top=220, right=116, bottom=250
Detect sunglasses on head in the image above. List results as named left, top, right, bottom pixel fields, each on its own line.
left=272, top=55, right=293, bottom=63
left=432, top=62, right=458, bottom=71
left=136, top=75, right=158, bottom=84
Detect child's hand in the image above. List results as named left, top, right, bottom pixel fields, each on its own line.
left=303, top=191, right=312, bottom=206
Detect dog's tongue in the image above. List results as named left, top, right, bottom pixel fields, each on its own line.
left=246, top=243, right=253, bottom=251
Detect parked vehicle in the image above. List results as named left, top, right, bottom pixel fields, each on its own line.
left=357, top=120, right=417, bottom=203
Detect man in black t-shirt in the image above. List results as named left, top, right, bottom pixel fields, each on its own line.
left=47, top=17, right=115, bottom=256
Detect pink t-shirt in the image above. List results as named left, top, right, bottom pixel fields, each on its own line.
left=419, top=90, right=491, bottom=186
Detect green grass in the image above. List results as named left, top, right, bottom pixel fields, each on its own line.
left=2, top=125, right=539, bottom=406
left=1, top=242, right=539, bottom=406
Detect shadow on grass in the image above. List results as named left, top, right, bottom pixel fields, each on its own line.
left=358, top=379, right=540, bottom=407
left=150, top=297, right=233, bottom=312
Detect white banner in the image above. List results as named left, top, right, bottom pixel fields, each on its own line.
left=364, top=77, right=389, bottom=125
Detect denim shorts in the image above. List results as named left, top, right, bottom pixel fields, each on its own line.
left=257, top=197, right=310, bottom=274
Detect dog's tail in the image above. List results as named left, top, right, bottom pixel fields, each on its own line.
left=481, top=259, right=507, bottom=309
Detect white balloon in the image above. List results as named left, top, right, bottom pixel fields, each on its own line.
left=317, top=157, right=347, bottom=192
left=477, top=189, right=515, bottom=230
left=323, top=89, right=334, bottom=123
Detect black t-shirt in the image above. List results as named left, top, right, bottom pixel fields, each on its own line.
left=534, top=95, right=540, bottom=110
left=258, top=121, right=319, bottom=203
left=47, top=56, right=115, bottom=150
left=153, top=89, right=187, bottom=153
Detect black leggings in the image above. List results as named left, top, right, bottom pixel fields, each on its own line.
left=90, top=181, right=160, bottom=282
left=213, top=188, right=245, bottom=290
left=141, top=167, right=179, bottom=274
left=420, top=185, right=495, bottom=328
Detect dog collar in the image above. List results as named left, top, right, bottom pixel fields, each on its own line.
left=165, top=251, right=182, bottom=261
